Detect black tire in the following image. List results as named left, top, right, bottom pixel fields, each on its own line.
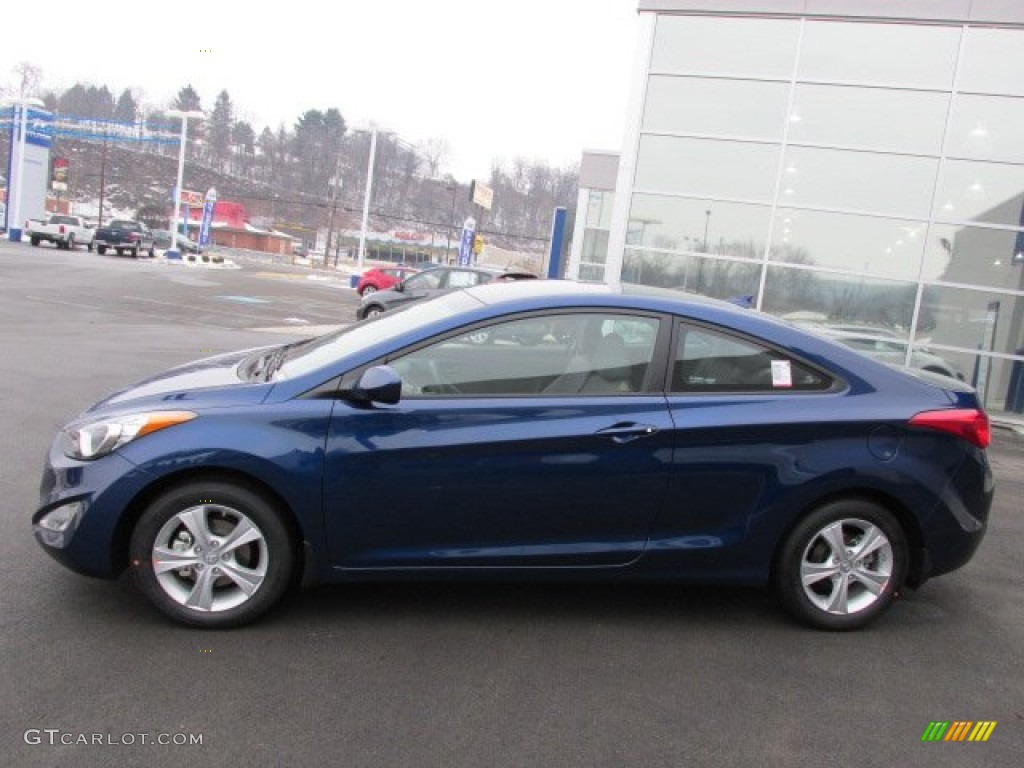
left=129, top=480, right=295, bottom=628
left=116, top=248, right=124, bottom=256
left=87, top=242, right=94, bottom=252
left=67, top=234, right=75, bottom=251
left=132, top=246, right=140, bottom=258
left=774, top=499, right=907, bottom=631
left=148, top=245, right=156, bottom=257
left=30, top=236, right=40, bottom=247
left=97, top=245, right=107, bottom=255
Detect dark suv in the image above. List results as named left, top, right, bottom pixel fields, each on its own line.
left=356, top=266, right=536, bottom=319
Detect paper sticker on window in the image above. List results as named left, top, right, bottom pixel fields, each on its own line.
left=771, top=359, right=793, bottom=388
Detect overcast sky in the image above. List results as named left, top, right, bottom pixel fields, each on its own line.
left=2, top=0, right=640, bottom=181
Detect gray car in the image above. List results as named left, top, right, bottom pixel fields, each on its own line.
left=800, top=324, right=965, bottom=380
left=356, top=265, right=536, bottom=320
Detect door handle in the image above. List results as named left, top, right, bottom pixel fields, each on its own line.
left=596, top=422, right=659, bottom=444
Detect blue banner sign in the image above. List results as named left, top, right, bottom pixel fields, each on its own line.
left=457, top=217, right=476, bottom=267
left=1, top=107, right=54, bottom=149
left=199, top=188, right=217, bottom=247
left=2, top=109, right=181, bottom=145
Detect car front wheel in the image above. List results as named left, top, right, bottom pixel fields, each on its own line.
left=774, top=499, right=907, bottom=630
left=129, top=480, right=295, bottom=628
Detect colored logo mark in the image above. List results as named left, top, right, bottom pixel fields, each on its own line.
left=921, top=721, right=997, bottom=742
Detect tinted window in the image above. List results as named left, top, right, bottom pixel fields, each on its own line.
left=405, top=271, right=442, bottom=290
left=389, top=313, right=660, bottom=397
left=671, top=324, right=830, bottom=393
left=448, top=270, right=485, bottom=288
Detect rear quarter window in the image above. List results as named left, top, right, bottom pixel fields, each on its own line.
left=672, top=324, right=832, bottom=393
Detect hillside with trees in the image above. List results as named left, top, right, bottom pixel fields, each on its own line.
left=4, top=71, right=580, bottom=256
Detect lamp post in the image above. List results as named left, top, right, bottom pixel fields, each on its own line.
left=356, top=127, right=378, bottom=271
left=445, top=183, right=457, bottom=264
left=166, top=109, right=203, bottom=256
left=4, top=96, right=45, bottom=241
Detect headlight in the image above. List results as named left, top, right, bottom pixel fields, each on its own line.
left=62, top=411, right=197, bottom=460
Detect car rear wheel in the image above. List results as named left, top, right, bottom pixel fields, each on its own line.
left=97, top=245, right=106, bottom=255
left=129, top=480, right=295, bottom=628
left=774, top=499, right=907, bottom=630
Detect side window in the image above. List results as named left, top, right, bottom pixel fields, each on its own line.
left=388, top=313, right=660, bottom=397
left=672, top=324, right=831, bottom=393
left=405, top=272, right=441, bottom=290
left=447, top=270, right=481, bottom=288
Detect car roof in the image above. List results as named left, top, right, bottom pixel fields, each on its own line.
left=462, top=279, right=750, bottom=312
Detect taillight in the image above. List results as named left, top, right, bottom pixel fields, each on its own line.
left=909, top=408, right=990, bottom=448
left=59, top=224, right=66, bottom=234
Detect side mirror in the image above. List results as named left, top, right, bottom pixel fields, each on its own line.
left=346, top=365, right=402, bottom=405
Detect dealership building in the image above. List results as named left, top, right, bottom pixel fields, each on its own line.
left=568, top=1, right=1024, bottom=424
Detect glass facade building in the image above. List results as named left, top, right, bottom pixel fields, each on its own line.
left=596, top=2, right=1024, bottom=424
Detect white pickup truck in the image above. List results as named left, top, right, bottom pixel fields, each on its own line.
left=25, top=214, right=95, bottom=251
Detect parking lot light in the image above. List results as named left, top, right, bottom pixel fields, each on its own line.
left=166, top=110, right=203, bottom=256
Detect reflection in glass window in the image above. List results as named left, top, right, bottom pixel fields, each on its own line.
left=958, top=27, right=1024, bottom=98
left=780, top=147, right=937, bottom=218
left=933, top=159, right=1024, bottom=229
left=946, top=94, right=1024, bottom=164
left=623, top=248, right=762, bottom=300
left=586, top=190, right=614, bottom=229
left=628, top=194, right=771, bottom=259
left=761, top=264, right=919, bottom=331
left=580, top=229, right=610, bottom=282
left=926, top=223, right=1024, bottom=289
left=769, top=208, right=927, bottom=281
left=389, top=313, right=659, bottom=397
left=643, top=76, right=789, bottom=140
left=799, top=21, right=959, bottom=89
left=953, top=353, right=1024, bottom=417
left=788, top=84, right=948, bottom=154
left=636, top=136, right=780, bottom=203
left=651, top=15, right=799, bottom=78
left=919, top=287, right=1024, bottom=371
left=671, top=324, right=830, bottom=393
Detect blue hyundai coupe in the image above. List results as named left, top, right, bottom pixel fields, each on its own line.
left=34, top=281, right=994, bottom=629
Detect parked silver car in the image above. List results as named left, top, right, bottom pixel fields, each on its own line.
left=800, top=324, right=964, bottom=380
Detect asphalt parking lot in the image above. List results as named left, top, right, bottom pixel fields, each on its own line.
left=1, top=240, right=1020, bottom=768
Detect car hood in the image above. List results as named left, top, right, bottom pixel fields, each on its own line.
left=84, top=347, right=273, bottom=415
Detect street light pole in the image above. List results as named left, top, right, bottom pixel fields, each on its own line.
left=166, top=109, right=203, bottom=255
left=4, top=96, right=45, bottom=241
left=356, top=127, right=378, bottom=272
left=445, top=183, right=457, bottom=264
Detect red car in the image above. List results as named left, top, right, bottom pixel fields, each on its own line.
left=355, top=266, right=419, bottom=296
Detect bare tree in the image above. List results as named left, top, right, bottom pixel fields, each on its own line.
left=14, top=61, right=42, bottom=98
left=419, top=137, right=451, bottom=179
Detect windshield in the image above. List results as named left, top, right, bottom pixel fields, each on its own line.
left=276, top=290, right=482, bottom=379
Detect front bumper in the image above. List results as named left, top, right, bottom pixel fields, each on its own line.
left=33, top=438, right=152, bottom=579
